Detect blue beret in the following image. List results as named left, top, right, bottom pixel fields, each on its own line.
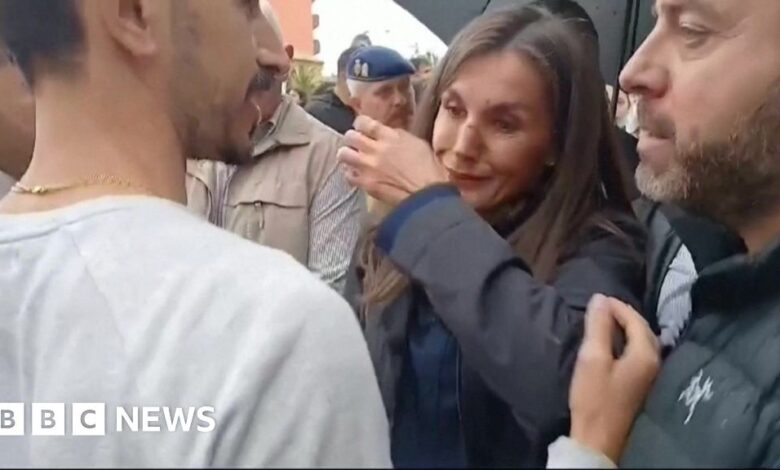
left=347, top=46, right=416, bottom=83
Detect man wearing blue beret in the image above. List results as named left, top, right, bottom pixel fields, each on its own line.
left=347, top=46, right=416, bottom=131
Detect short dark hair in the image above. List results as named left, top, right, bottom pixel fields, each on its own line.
left=337, top=46, right=361, bottom=76
left=0, top=0, right=85, bottom=86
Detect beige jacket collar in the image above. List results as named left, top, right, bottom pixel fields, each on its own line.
left=252, top=96, right=312, bottom=157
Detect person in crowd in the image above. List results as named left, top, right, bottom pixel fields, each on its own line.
left=288, top=88, right=302, bottom=106
left=0, top=0, right=389, bottom=466
left=346, top=45, right=416, bottom=132
left=340, top=5, right=646, bottom=467
left=619, top=91, right=639, bottom=137
left=410, top=55, right=434, bottom=106
left=345, top=45, right=418, bottom=215
left=0, top=49, right=34, bottom=194
left=306, top=46, right=360, bottom=135
left=410, top=55, right=434, bottom=82
left=549, top=0, right=780, bottom=467
left=186, top=0, right=363, bottom=293
left=606, top=84, right=634, bottom=133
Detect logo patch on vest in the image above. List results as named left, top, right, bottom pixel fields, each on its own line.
left=678, top=369, right=714, bottom=425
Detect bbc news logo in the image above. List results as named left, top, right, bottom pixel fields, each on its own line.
left=0, top=403, right=216, bottom=436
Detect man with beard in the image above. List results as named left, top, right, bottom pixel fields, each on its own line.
left=547, top=0, right=780, bottom=467
left=346, top=46, right=416, bottom=132
left=346, top=46, right=415, bottom=214
left=306, top=46, right=361, bottom=135
left=187, top=0, right=364, bottom=293
left=0, top=49, right=34, bottom=195
left=0, top=0, right=389, bottom=466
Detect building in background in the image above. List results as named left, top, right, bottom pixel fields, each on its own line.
left=268, top=0, right=324, bottom=104
left=268, top=0, right=321, bottom=61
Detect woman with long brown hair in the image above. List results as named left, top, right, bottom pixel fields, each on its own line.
left=339, top=4, right=646, bottom=467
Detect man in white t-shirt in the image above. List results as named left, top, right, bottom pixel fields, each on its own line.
left=0, top=0, right=390, bottom=467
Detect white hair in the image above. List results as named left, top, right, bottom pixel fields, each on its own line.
left=346, top=79, right=370, bottom=98
left=258, top=0, right=284, bottom=42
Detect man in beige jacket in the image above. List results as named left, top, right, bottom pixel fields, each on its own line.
left=187, top=1, right=364, bottom=293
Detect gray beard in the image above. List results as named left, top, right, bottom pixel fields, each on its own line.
left=636, top=83, right=780, bottom=232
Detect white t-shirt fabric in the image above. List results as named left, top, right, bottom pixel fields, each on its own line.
left=0, top=196, right=390, bottom=467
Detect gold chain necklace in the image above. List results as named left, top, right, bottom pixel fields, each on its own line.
left=11, top=174, right=152, bottom=196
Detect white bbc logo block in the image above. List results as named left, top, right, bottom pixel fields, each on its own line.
left=0, top=403, right=24, bottom=436
left=72, top=403, right=106, bottom=436
left=32, top=403, right=65, bottom=436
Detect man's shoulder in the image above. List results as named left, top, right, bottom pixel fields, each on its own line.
left=74, top=199, right=355, bottom=342
left=69, top=198, right=330, bottom=298
left=289, top=102, right=344, bottom=145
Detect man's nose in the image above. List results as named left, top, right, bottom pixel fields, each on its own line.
left=256, top=49, right=291, bottom=80
left=620, top=30, right=669, bottom=100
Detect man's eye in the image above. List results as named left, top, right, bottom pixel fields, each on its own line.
left=679, top=24, right=710, bottom=47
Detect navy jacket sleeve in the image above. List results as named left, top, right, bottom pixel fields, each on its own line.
left=377, top=186, right=645, bottom=440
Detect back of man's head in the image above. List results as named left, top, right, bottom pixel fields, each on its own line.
left=0, top=0, right=84, bottom=88
left=0, top=0, right=267, bottom=165
left=258, top=0, right=283, bottom=43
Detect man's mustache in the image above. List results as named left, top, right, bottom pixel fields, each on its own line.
left=247, top=68, right=276, bottom=96
left=638, top=100, right=676, bottom=139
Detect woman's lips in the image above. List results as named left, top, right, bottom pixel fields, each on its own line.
left=447, top=170, right=490, bottom=188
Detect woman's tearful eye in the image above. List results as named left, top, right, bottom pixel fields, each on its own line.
left=494, top=118, right=519, bottom=134
left=444, top=104, right=466, bottom=120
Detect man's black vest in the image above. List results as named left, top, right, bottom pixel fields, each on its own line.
left=622, top=235, right=780, bottom=467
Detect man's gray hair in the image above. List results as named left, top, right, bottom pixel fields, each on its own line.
left=346, top=79, right=369, bottom=98
left=258, top=0, right=284, bottom=42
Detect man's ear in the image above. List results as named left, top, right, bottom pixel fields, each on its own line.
left=98, top=0, right=159, bottom=58
left=348, top=96, right=361, bottom=113
left=284, top=45, right=295, bottom=61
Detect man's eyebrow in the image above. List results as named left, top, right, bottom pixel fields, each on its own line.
left=653, top=0, right=724, bottom=21
left=375, top=83, right=393, bottom=93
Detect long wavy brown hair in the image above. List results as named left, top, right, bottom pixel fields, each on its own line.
left=358, top=5, right=634, bottom=312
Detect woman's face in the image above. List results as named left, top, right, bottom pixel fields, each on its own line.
left=432, top=51, right=554, bottom=215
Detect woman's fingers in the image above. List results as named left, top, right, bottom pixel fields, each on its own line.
left=354, top=115, right=398, bottom=141
left=581, top=294, right=618, bottom=360
left=337, top=146, right=369, bottom=170
left=606, top=298, right=660, bottom=357
left=344, top=129, right=377, bottom=153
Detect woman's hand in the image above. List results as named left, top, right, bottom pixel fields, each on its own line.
left=337, top=116, right=449, bottom=206
left=569, top=294, right=661, bottom=464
